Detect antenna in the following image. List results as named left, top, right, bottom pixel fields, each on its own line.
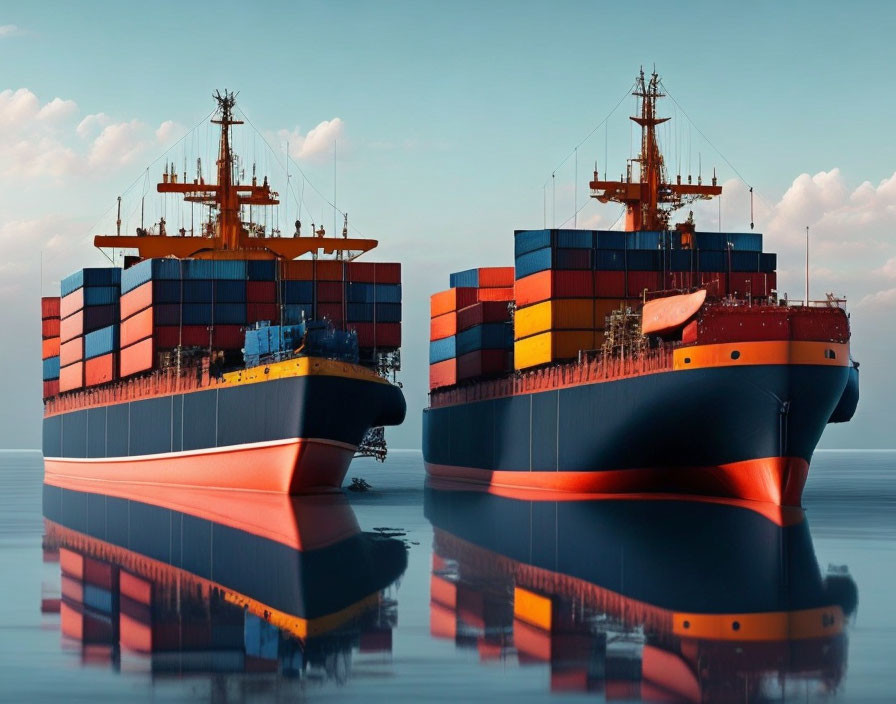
left=116, top=196, right=121, bottom=236
left=806, top=225, right=810, bottom=305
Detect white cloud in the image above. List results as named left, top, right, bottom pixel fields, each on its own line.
left=155, top=119, right=184, bottom=145
left=88, top=119, right=148, bottom=167
left=0, top=88, right=40, bottom=127
left=76, top=112, right=110, bottom=138
left=37, top=97, right=77, bottom=122
left=276, top=117, right=345, bottom=161
left=0, top=24, right=22, bottom=38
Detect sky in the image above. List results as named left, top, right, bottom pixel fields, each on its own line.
left=1, top=0, right=895, bottom=450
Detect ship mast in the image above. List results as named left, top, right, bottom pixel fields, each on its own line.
left=590, top=69, right=722, bottom=232
left=94, top=91, right=377, bottom=260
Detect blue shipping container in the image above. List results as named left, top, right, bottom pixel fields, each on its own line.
left=456, top=323, right=512, bottom=356
left=626, top=250, right=661, bottom=271
left=61, top=267, right=122, bottom=297
left=594, top=230, right=626, bottom=250
left=213, top=260, right=248, bottom=280
left=43, top=356, right=60, bottom=381
left=282, top=280, right=314, bottom=304
left=282, top=305, right=311, bottom=325
left=514, top=229, right=594, bottom=258
left=84, top=325, right=119, bottom=360
left=669, top=250, right=694, bottom=272
left=450, top=269, right=479, bottom=288
left=595, top=249, right=625, bottom=271
left=694, top=232, right=726, bottom=251
left=375, top=303, right=402, bottom=322
left=214, top=280, right=247, bottom=303
left=182, top=304, right=213, bottom=326
left=430, top=336, right=456, bottom=364
left=82, top=286, right=120, bottom=306
left=515, top=248, right=553, bottom=279
left=730, top=251, right=760, bottom=272
left=555, top=248, right=592, bottom=270
left=247, top=260, right=276, bottom=281
left=555, top=230, right=594, bottom=249
left=82, top=304, right=119, bottom=334
left=514, top=230, right=553, bottom=257
left=121, top=259, right=182, bottom=294
left=214, top=304, right=246, bottom=325
left=347, top=282, right=375, bottom=303
left=759, top=253, right=776, bottom=272
left=375, top=283, right=402, bottom=303
left=347, top=303, right=374, bottom=322
left=698, top=251, right=725, bottom=272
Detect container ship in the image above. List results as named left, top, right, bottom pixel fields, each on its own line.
left=425, top=486, right=856, bottom=699
left=40, top=91, right=405, bottom=493
left=41, top=478, right=406, bottom=678
left=423, top=70, right=859, bottom=506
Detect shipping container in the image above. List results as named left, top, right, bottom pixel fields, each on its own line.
left=121, top=258, right=181, bottom=294
left=514, top=229, right=594, bottom=257
left=594, top=270, right=625, bottom=298
left=375, top=302, right=402, bottom=323
left=449, top=267, right=515, bottom=289
left=626, top=231, right=664, bottom=250
left=514, top=299, right=594, bottom=340
left=61, top=268, right=122, bottom=297
left=247, top=260, right=276, bottom=281
left=120, top=281, right=152, bottom=320
left=698, top=251, right=725, bottom=272
left=84, top=325, right=119, bottom=360
left=121, top=307, right=154, bottom=347
left=351, top=322, right=401, bottom=348
left=214, top=280, right=247, bottom=303
left=431, top=288, right=479, bottom=318
left=347, top=303, right=374, bottom=322
left=59, top=361, right=84, bottom=392
left=594, top=299, right=624, bottom=329
left=282, top=304, right=312, bottom=325
left=730, top=251, right=760, bottom=272
left=429, top=359, right=456, bottom=390
left=429, top=336, right=457, bottom=364
left=594, top=249, right=626, bottom=270
left=247, top=281, right=276, bottom=303
left=669, top=250, right=694, bottom=272
left=317, top=303, right=344, bottom=324
left=43, top=380, right=59, bottom=399
left=594, top=230, right=626, bottom=250
left=213, top=303, right=246, bottom=325
left=279, top=259, right=315, bottom=280
left=41, top=297, right=61, bottom=319
left=63, top=287, right=119, bottom=319
left=316, top=281, right=344, bottom=303
left=59, top=311, right=82, bottom=343
left=42, top=356, right=60, bottom=381
left=456, top=301, right=511, bottom=332
left=515, top=270, right=593, bottom=307
left=347, top=282, right=375, bottom=303
left=246, top=303, right=279, bottom=324
left=477, top=287, right=514, bottom=302
left=514, top=330, right=595, bottom=370
left=456, top=323, right=512, bottom=356
left=85, top=353, right=116, bottom=387
left=430, top=312, right=457, bottom=341
left=282, top=280, right=314, bottom=304
left=625, top=250, right=661, bottom=271
left=346, top=261, right=376, bottom=283
left=375, top=262, right=402, bottom=284
left=119, top=338, right=154, bottom=377
left=59, top=336, right=83, bottom=367
left=42, top=337, right=60, bottom=360
left=457, top=349, right=510, bottom=381
left=374, top=283, right=402, bottom=303
left=42, top=318, right=60, bottom=340
left=315, top=260, right=344, bottom=281
left=698, top=272, right=727, bottom=297
left=729, top=272, right=777, bottom=298
left=516, top=247, right=593, bottom=279
left=627, top=271, right=661, bottom=298
left=759, top=253, right=776, bottom=272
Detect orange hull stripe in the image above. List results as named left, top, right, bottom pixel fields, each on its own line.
left=674, top=340, right=849, bottom=371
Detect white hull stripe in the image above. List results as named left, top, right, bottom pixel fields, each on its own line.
left=45, top=437, right=357, bottom=463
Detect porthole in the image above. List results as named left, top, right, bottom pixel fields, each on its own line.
left=825, top=349, right=836, bottom=359
left=732, top=620, right=741, bottom=631
left=682, top=620, right=690, bottom=629
left=730, top=350, right=741, bottom=360
left=684, top=357, right=691, bottom=364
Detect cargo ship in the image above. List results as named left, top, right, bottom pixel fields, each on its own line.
left=425, top=486, right=856, bottom=699
left=423, top=70, right=859, bottom=506
left=41, top=478, right=406, bottom=678
left=41, top=91, right=406, bottom=493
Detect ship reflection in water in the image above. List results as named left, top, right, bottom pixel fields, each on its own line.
left=425, top=484, right=858, bottom=702
left=39, top=479, right=407, bottom=684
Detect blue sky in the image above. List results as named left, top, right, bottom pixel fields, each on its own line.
left=1, top=1, right=894, bottom=449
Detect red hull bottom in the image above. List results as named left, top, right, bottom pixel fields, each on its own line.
left=425, top=456, right=810, bottom=506
left=44, top=438, right=357, bottom=494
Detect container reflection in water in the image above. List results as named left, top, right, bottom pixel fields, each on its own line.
left=424, top=485, right=857, bottom=701
left=40, top=477, right=407, bottom=683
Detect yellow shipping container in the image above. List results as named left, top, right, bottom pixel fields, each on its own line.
left=514, top=299, right=594, bottom=340
left=514, top=330, right=595, bottom=370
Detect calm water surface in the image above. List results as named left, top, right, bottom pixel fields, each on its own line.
left=0, top=449, right=893, bottom=702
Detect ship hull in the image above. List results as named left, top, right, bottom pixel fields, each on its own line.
left=423, top=362, right=849, bottom=506
left=44, top=363, right=406, bottom=493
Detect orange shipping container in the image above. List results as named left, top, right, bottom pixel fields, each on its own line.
left=59, top=361, right=84, bottom=392
left=60, top=310, right=83, bottom=343
left=478, top=267, right=515, bottom=288
left=429, top=359, right=457, bottom=390
left=120, top=280, right=153, bottom=321
left=119, top=337, right=155, bottom=378
left=42, top=318, right=61, bottom=339
left=477, top=287, right=514, bottom=302
left=85, top=353, right=116, bottom=387
left=121, top=307, right=153, bottom=347
left=430, top=312, right=457, bottom=341
left=431, top=288, right=479, bottom=318
left=515, top=270, right=594, bottom=308
left=280, top=259, right=315, bottom=280
left=42, top=337, right=60, bottom=360
left=60, top=288, right=85, bottom=319
left=59, top=337, right=84, bottom=367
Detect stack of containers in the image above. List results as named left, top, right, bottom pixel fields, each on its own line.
left=58, top=268, right=121, bottom=392
left=512, top=228, right=777, bottom=370
left=41, top=297, right=61, bottom=398
left=429, top=267, right=514, bottom=390
left=345, top=262, right=402, bottom=351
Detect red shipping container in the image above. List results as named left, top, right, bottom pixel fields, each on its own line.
left=430, top=359, right=457, bottom=390
left=247, top=281, right=276, bottom=303
left=664, top=271, right=694, bottom=291
left=60, top=288, right=85, bottom=319
left=280, top=260, right=314, bottom=280
left=318, top=303, right=344, bottom=324
left=246, top=303, right=279, bottom=324
left=83, top=557, right=117, bottom=591
left=457, top=349, right=509, bottom=381
left=477, top=267, right=515, bottom=288
left=430, top=312, right=457, bottom=341
left=120, top=338, right=155, bottom=377
left=626, top=271, right=661, bottom=298
left=346, top=261, right=376, bottom=283
left=120, top=281, right=152, bottom=321
left=431, top=288, right=479, bottom=317
left=594, top=271, right=625, bottom=298
left=85, top=353, right=116, bottom=387
left=154, top=326, right=206, bottom=348
left=60, top=310, right=83, bottom=343
left=121, top=307, right=153, bottom=347
left=456, top=301, right=511, bottom=332
left=317, top=281, right=344, bottom=303
left=59, top=361, right=83, bottom=392
left=43, top=380, right=59, bottom=398
left=60, top=547, right=84, bottom=579
left=352, top=322, right=401, bottom=348
left=60, top=336, right=83, bottom=367
left=213, top=325, right=245, bottom=349
left=516, top=271, right=594, bottom=307
left=42, top=318, right=61, bottom=339
left=315, top=260, right=344, bottom=281
left=120, top=572, right=152, bottom=606
left=42, top=337, right=60, bottom=360
left=41, top=297, right=61, bottom=319
left=477, top=286, right=514, bottom=302
left=375, top=262, right=401, bottom=284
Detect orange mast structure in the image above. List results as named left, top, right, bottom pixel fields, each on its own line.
left=590, top=69, right=722, bottom=232
left=95, top=90, right=377, bottom=261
